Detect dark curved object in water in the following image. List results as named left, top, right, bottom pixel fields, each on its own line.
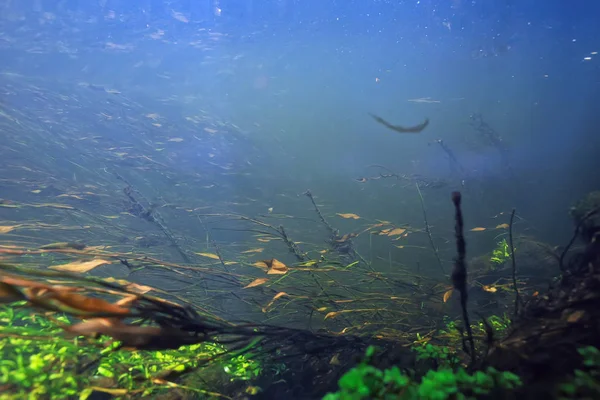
left=369, top=113, right=429, bottom=133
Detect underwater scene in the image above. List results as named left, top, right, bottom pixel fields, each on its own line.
left=1, top=0, right=599, bottom=399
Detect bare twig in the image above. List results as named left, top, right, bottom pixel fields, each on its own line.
left=416, top=183, right=445, bottom=275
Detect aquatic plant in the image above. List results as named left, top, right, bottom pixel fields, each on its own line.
left=0, top=301, right=262, bottom=399
left=558, top=346, right=600, bottom=399
left=323, top=346, right=522, bottom=400
left=490, top=238, right=511, bottom=267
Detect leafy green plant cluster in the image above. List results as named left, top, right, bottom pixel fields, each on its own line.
left=0, top=302, right=261, bottom=399
left=558, top=346, right=600, bottom=399
left=323, top=346, right=522, bottom=400
left=412, top=340, right=460, bottom=369
left=490, top=238, right=511, bottom=266
left=437, top=315, right=511, bottom=356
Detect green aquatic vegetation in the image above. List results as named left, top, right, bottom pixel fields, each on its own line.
left=437, top=315, right=511, bottom=354
left=490, top=238, right=512, bottom=267
left=323, top=347, right=522, bottom=400
left=412, top=341, right=460, bottom=368
left=558, top=346, right=600, bottom=399
left=0, top=302, right=262, bottom=399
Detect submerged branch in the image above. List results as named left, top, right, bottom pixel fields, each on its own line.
left=369, top=113, right=430, bottom=134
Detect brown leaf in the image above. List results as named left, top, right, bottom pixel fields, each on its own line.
left=265, top=258, right=288, bottom=275
left=244, top=278, right=269, bottom=289
left=194, top=252, right=220, bottom=260
left=443, top=289, right=453, bottom=303
left=103, top=277, right=153, bottom=294
left=387, top=228, right=407, bottom=236
left=336, top=213, right=360, bottom=220
left=470, top=227, right=487, bottom=232
left=262, top=292, right=288, bottom=312
left=31, top=289, right=130, bottom=316
left=0, top=225, right=18, bottom=233
left=242, top=248, right=264, bottom=254
left=324, top=311, right=340, bottom=320
left=567, top=310, right=586, bottom=323
left=50, top=259, right=111, bottom=273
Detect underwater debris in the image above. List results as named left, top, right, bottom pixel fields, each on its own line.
left=369, top=113, right=430, bottom=134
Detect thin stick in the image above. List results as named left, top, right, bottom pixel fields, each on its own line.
left=451, top=191, right=475, bottom=367
left=416, top=183, right=445, bottom=275
left=508, top=209, right=520, bottom=316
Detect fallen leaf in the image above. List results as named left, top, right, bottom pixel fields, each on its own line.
left=88, top=387, right=128, bottom=396
left=31, top=190, right=42, bottom=194
left=324, top=311, right=340, bottom=320
left=244, top=278, right=269, bottom=288
left=336, top=213, right=361, bottom=220
left=470, top=227, right=487, bottom=232
left=316, top=307, right=328, bottom=312
left=194, top=252, right=220, bottom=260
left=103, top=277, right=153, bottom=294
left=265, top=258, right=288, bottom=275
left=0, top=225, right=18, bottom=234
left=49, top=259, right=111, bottom=273
left=482, top=285, right=497, bottom=293
left=168, top=137, right=184, bottom=142
left=495, top=223, right=510, bottom=229
left=566, top=310, right=585, bottom=323
left=262, top=291, right=289, bottom=312
left=387, top=228, right=407, bottom=236
left=443, top=289, right=453, bottom=303
left=32, top=290, right=130, bottom=316
left=242, top=248, right=264, bottom=254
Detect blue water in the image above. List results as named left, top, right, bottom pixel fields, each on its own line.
left=1, top=0, right=599, bottom=244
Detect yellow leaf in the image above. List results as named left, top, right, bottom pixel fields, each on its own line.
left=319, top=250, right=328, bottom=254
left=470, top=227, right=487, bottom=232
left=244, top=278, right=269, bottom=288
left=316, top=307, right=328, bottom=312
left=103, top=277, right=153, bottom=294
left=88, top=387, right=129, bottom=396
left=482, top=285, right=498, bottom=293
left=495, top=223, right=509, bottom=229
left=0, top=225, right=18, bottom=234
left=34, top=203, right=74, bottom=209
left=31, top=190, right=42, bottom=194
left=324, top=311, right=341, bottom=320
left=49, top=259, right=111, bottom=273
left=443, top=289, right=453, bottom=303
left=395, top=245, right=405, bottom=249
left=387, top=228, right=407, bottom=236
left=252, top=261, right=269, bottom=271
left=194, top=252, right=220, bottom=260
left=336, top=213, right=360, bottom=220
left=242, top=248, right=264, bottom=254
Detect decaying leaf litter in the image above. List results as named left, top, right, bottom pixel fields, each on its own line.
left=0, top=8, right=565, bottom=399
